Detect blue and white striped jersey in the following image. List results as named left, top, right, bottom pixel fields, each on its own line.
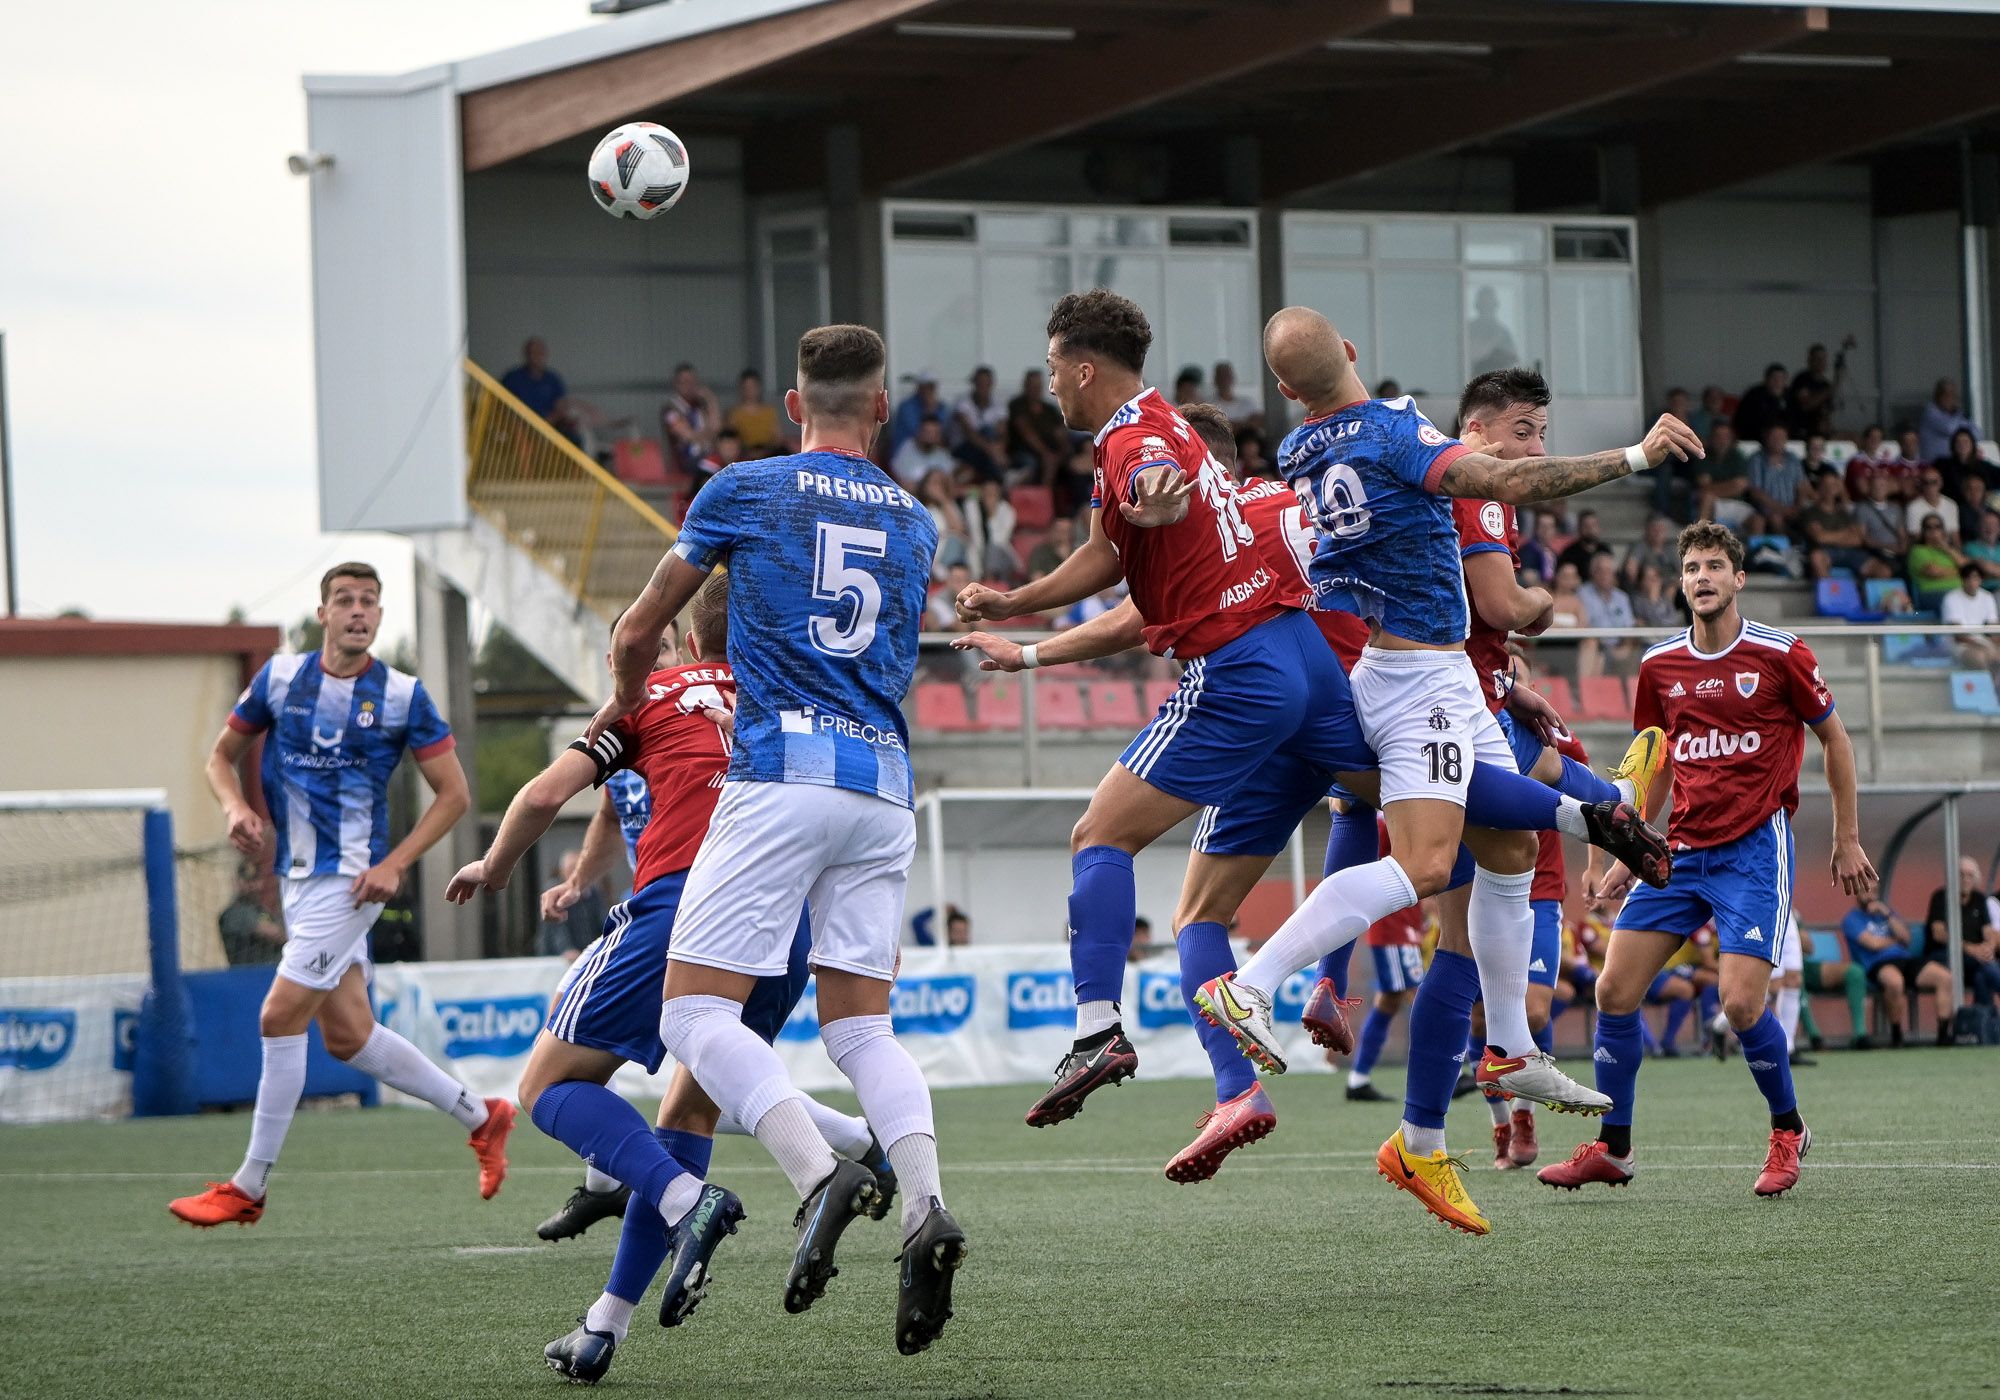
left=230, top=653, right=454, bottom=879
left=605, top=768, right=651, bottom=870
left=670, top=451, right=936, bottom=809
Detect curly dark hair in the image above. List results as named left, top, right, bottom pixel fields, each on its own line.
left=1046, top=290, right=1152, bottom=374
left=1458, top=367, right=1551, bottom=426
left=1677, top=520, right=1745, bottom=573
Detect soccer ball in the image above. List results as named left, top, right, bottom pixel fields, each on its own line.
left=587, top=123, right=690, bottom=220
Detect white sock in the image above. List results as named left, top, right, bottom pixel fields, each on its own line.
left=1467, top=866, right=1537, bottom=1057
left=802, top=1096, right=876, bottom=1159
left=821, top=1015, right=941, bottom=1235
left=1554, top=797, right=1589, bottom=839
left=1614, top=777, right=1637, bottom=806
left=584, top=1291, right=635, bottom=1344
left=233, top=1033, right=307, bottom=1199
left=1775, top=986, right=1801, bottom=1051
left=1346, top=1070, right=1371, bottom=1089
left=344, top=1025, right=488, bottom=1130
left=584, top=1166, right=622, bottom=1194
left=886, top=1133, right=944, bottom=1240
left=656, top=1171, right=703, bottom=1226
left=1237, top=858, right=1416, bottom=997
left=660, top=994, right=836, bottom=1197
left=1486, top=1093, right=1511, bottom=1126
left=1076, top=1000, right=1121, bottom=1038
left=1402, top=1120, right=1446, bottom=1156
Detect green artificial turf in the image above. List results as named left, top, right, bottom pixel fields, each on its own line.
left=5, top=1051, right=1996, bottom=1399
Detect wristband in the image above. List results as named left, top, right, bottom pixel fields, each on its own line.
left=1625, top=443, right=1650, bottom=475
left=1020, top=644, right=1041, bottom=670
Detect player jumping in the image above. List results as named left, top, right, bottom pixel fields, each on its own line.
left=1539, top=522, right=1875, bottom=1199
left=170, top=563, right=511, bottom=1227
left=586, top=324, right=964, bottom=1356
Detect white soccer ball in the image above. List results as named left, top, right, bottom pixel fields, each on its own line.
left=587, top=122, right=690, bottom=221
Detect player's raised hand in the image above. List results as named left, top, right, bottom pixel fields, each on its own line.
left=583, top=691, right=640, bottom=745
left=222, top=802, right=264, bottom=858
left=1589, top=860, right=1635, bottom=912
left=951, top=631, right=1025, bottom=672
left=538, top=878, right=579, bottom=921
left=1503, top=675, right=1562, bottom=747
left=698, top=688, right=737, bottom=739
left=955, top=582, right=1015, bottom=625
left=350, top=858, right=406, bottom=908
left=447, top=860, right=503, bottom=905
left=1120, top=464, right=1193, bottom=527
left=1636, top=414, right=1705, bottom=469
left=1830, top=834, right=1877, bottom=899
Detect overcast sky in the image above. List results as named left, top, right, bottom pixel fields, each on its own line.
left=0, top=0, right=590, bottom=645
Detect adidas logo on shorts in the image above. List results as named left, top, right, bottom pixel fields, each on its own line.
left=1743, top=928, right=1764, bottom=943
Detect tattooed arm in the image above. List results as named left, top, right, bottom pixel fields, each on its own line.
left=1439, top=414, right=1705, bottom=505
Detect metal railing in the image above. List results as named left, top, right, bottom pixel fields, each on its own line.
left=464, top=360, right=677, bottom=622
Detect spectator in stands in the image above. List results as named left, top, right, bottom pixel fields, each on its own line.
left=1578, top=553, right=1635, bottom=680
left=1746, top=425, right=1806, bottom=534
left=1962, top=470, right=1993, bottom=528
left=1918, top=377, right=1979, bottom=463
left=1621, top=513, right=1678, bottom=591
left=918, top=469, right=970, bottom=576
left=1940, top=563, right=1999, bottom=670
left=690, top=426, right=742, bottom=498
left=1027, top=514, right=1076, bottom=580
left=1905, top=471, right=1963, bottom=545
left=218, top=864, right=284, bottom=966
left=1374, top=378, right=1401, bottom=399
left=1696, top=422, right=1760, bottom=531
left=1630, top=562, right=1678, bottom=628
left=1801, top=433, right=1835, bottom=481
left=1173, top=365, right=1204, bottom=407
left=1555, top=509, right=1610, bottom=579
left=946, top=908, right=972, bottom=948
left=1926, top=858, right=2000, bottom=1043
left=1941, top=427, right=2000, bottom=505
left=892, top=416, right=956, bottom=490
left=1801, top=469, right=1893, bottom=581
left=1966, top=508, right=2000, bottom=589
left=1688, top=384, right=1727, bottom=440
left=726, top=369, right=782, bottom=455
left=1661, top=386, right=1693, bottom=427
left=1128, top=916, right=1156, bottom=962
left=1211, top=361, right=1260, bottom=425
left=1786, top=340, right=1844, bottom=439
left=1009, top=370, right=1070, bottom=484
left=538, top=852, right=605, bottom=962
left=1854, top=468, right=1909, bottom=563
left=1841, top=894, right=1921, bottom=1049
left=1232, top=429, right=1273, bottom=481
left=500, top=337, right=582, bottom=444
left=1895, top=425, right=1927, bottom=475
left=963, top=479, right=1019, bottom=583
left=1519, top=510, right=1561, bottom=582
left=927, top=564, right=974, bottom=633
left=1907, top=515, right=1966, bottom=610
left=1733, top=363, right=1789, bottom=443
left=889, top=370, right=942, bottom=459
left=951, top=366, right=1009, bottom=479
left=1539, top=562, right=1589, bottom=677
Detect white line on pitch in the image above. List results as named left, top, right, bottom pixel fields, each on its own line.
left=452, top=1246, right=542, bottom=1255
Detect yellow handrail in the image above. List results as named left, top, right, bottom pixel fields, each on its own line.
left=463, top=360, right=679, bottom=621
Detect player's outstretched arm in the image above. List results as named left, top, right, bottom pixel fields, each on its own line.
left=589, top=553, right=709, bottom=743
left=450, top=750, right=600, bottom=904
left=354, top=749, right=471, bottom=906
left=541, top=789, right=623, bottom=920
left=1465, top=550, right=1554, bottom=634
left=205, top=724, right=263, bottom=858
left=1810, top=710, right=1876, bottom=897
left=952, top=598, right=1146, bottom=671
left=1439, top=414, right=1705, bottom=504
left=957, top=510, right=1123, bottom=624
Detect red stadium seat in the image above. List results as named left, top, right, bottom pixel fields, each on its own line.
left=914, top=683, right=976, bottom=733
left=612, top=438, right=670, bottom=486
left=1012, top=485, right=1055, bottom=530
left=1087, top=681, right=1145, bottom=730
left=1577, top=675, right=1628, bottom=725
left=1012, top=528, right=1048, bottom=564
left=1034, top=679, right=1089, bottom=730
left=976, top=680, right=1024, bottom=729
left=1142, top=679, right=1178, bottom=715
left=1528, top=676, right=1576, bottom=717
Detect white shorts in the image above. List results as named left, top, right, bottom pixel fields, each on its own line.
left=1348, top=646, right=1515, bottom=807
left=277, top=875, right=382, bottom=992
left=670, top=781, right=915, bottom=982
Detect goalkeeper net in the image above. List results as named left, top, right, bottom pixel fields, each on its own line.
left=0, top=791, right=222, bottom=1123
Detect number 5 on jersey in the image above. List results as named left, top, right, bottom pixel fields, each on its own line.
left=810, top=522, right=887, bottom=657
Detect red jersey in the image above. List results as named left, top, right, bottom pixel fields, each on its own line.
left=1453, top=496, right=1520, bottom=713
left=1532, top=727, right=1588, bottom=904
left=1093, top=389, right=1299, bottom=659
left=1240, top=475, right=1368, bottom=668
left=1634, top=620, right=1833, bottom=850
left=1363, top=817, right=1426, bottom=947
left=590, top=663, right=735, bottom=889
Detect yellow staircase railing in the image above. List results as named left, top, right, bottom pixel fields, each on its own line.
left=464, top=359, right=678, bottom=623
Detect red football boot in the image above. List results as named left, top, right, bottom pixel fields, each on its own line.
left=1507, top=1107, right=1540, bottom=1168
left=1536, top=1139, right=1635, bottom=1191
left=1754, top=1125, right=1811, bottom=1198
left=469, top=1097, right=517, bottom=1200
left=1300, top=978, right=1362, bottom=1054
left=168, top=1181, right=264, bottom=1228
left=1163, top=1084, right=1277, bottom=1184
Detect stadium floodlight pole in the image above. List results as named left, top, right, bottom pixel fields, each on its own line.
left=0, top=330, right=16, bottom=617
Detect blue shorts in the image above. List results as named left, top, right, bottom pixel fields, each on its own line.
left=1528, top=899, right=1562, bottom=989
left=545, top=871, right=812, bottom=1072
left=1495, top=708, right=1547, bottom=779
left=1123, top=610, right=1375, bottom=812
left=1646, top=965, right=1695, bottom=1001
left=1371, top=944, right=1424, bottom=994
left=1613, top=812, right=1795, bottom=966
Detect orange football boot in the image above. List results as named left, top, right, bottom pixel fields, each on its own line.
left=168, top=1181, right=264, bottom=1228
left=469, top=1097, right=517, bottom=1200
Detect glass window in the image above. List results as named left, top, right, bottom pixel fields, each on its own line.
left=1287, top=265, right=1373, bottom=360
left=1462, top=221, right=1544, bottom=266
left=1074, top=214, right=1162, bottom=247
left=1377, top=221, right=1458, bottom=262
left=1164, top=255, right=1258, bottom=390
left=982, top=211, right=1069, bottom=247
left=886, top=246, right=979, bottom=386
left=1377, top=269, right=1461, bottom=397
left=980, top=255, right=1072, bottom=383
left=1551, top=270, right=1638, bottom=398
left=1464, top=271, right=1546, bottom=379
left=1554, top=225, right=1632, bottom=263
left=1168, top=216, right=1252, bottom=248
left=1079, top=253, right=1164, bottom=377
left=892, top=210, right=977, bottom=242
left=1288, top=220, right=1369, bottom=260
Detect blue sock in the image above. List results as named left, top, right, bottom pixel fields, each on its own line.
left=1737, top=1011, right=1798, bottom=1118
left=1550, top=995, right=1570, bottom=1024
left=1465, top=1024, right=1486, bottom=1062
left=656, top=1126, right=713, bottom=1179
left=1444, top=845, right=1476, bottom=893
left=1532, top=1019, right=1554, bottom=1055
left=1318, top=808, right=1381, bottom=997
left=1663, top=997, right=1692, bottom=1049
left=1068, top=846, right=1136, bottom=1010
left=1355, top=1005, right=1393, bottom=1076
left=1177, top=921, right=1255, bottom=1100
left=529, top=1081, right=687, bottom=1211
left=1463, top=764, right=1559, bottom=832
left=1556, top=755, right=1620, bottom=806
left=1402, top=949, right=1480, bottom=1130
left=1592, top=1009, right=1645, bottom=1130
left=604, top=1127, right=712, bottom=1306
left=1698, top=984, right=1719, bottom=1022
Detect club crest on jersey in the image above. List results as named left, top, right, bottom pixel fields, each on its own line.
left=1479, top=501, right=1506, bottom=538
left=1735, top=672, right=1759, bottom=698
left=1417, top=423, right=1447, bottom=447
left=357, top=701, right=376, bottom=729
left=1427, top=704, right=1451, bottom=731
